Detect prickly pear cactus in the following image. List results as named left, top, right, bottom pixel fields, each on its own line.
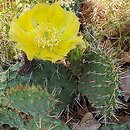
left=0, top=108, right=24, bottom=129
left=26, top=116, right=70, bottom=130
left=78, top=47, right=119, bottom=116
left=67, top=47, right=84, bottom=76
left=1, top=85, right=56, bottom=116
left=0, top=85, right=70, bottom=129
left=0, top=60, right=77, bottom=113
left=101, top=121, right=130, bottom=130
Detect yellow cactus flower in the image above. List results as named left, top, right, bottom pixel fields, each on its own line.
left=9, top=2, right=85, bottom=62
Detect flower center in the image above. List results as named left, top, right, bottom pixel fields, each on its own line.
left=34, top=22, right=62, bottom=49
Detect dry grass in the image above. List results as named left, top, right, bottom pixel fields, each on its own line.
left=80, top=0, right=130, bottom=28
left=80, top=0, right=130, bottom=63
left=0, top=0, right=19, bottom=65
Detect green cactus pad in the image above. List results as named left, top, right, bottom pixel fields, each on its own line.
left=0, top=62, right=23, bottom=89
left=1, top=85, right=56, bottom=117
left=0, top=107, right=24, bottom=129
left=0, top=60, right=77, bottom=113
left=101, top=121, right=130, bottom=130
left=26, top=116, right=70, bottom=130
left=78, top=49, right=119, bottom=116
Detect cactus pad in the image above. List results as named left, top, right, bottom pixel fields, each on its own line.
left=0, top=108, right=24, bottom=129
left=0, top=60, right=77, bottom=113
left=78, top=48, right=119, bottom=116
left=26, top=116, right=70, bottom=130
left=1, top=85, right=56, bottom=117
left=101, top=121, right=130, bottom=130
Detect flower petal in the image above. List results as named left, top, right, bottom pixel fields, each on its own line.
left=61, top=12, right=80, bottom=40
left=31, top=3, right=50, bottom=26
left=48, top=2, right=65, bottom=27
left=38, top=47, right=63, bottom=63
left=53, top=36, right=84, bottom=56
left=17, top=44, right=40, bottom=60
left=9, top=18, right=39, bottom=60
left=9, top=17, right=34, bottom=46
left=17, top=9, right=34, bottom=31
